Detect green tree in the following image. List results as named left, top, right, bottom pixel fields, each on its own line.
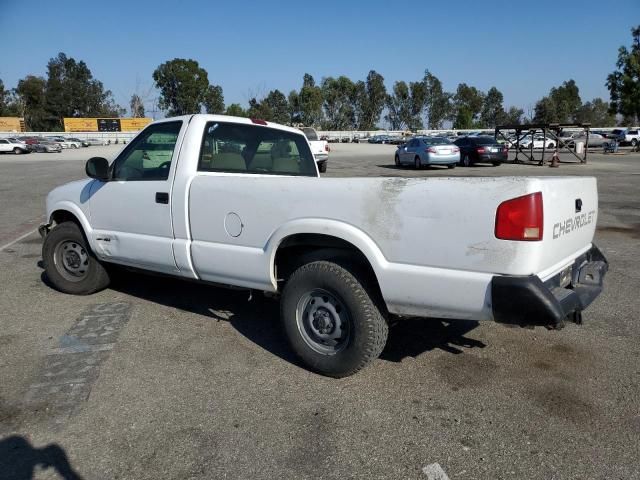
left=358, top=70, right=387, bottom=129
left=607, top=25, right=640, bottom=124
left=204, top=84, right=225, bottom=114
left=550, top=80, right=581, bottom=122
left=225, top=103, right=247, bottom=117
left=0, top=78, right=9, bottom=115
left=129, top=94, right=145, bottom=117
left=16, top=76, right=48, bottom=130
left=453, top=83, right=484, bottom=124
left=152, top=58, right=210, bottom=116
left=321, top=76, right=357, bottom=130
left=297, top=74, right=324, bottom=126
left=288, top=90, right=301, bottom=123
left=503, top=106, right=524, bottom=125
left=246, top=97, right=271, bottom=119
left=480, top=86, right=505, bottom=127
left=574, top=98, right=616, bottom=126
left=263, top=89, right=289, bottom=124
left=423, top=70, right=451, bottom=129
left=453, top=107, right=474, bottom=129
left=533, top=96, right=557, bottom=124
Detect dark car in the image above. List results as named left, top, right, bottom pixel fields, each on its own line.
left=453, top=136, right=507, bottom=167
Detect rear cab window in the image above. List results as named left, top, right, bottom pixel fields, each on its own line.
left=198, top=122, right=317, bottom=176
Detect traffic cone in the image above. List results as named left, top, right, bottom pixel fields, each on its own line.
left=549, top=151, right=560, bottom=168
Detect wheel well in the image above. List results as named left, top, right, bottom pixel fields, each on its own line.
left=51, top=210, right=81, bottom=228
left=274, top=233, right=384, bottom=304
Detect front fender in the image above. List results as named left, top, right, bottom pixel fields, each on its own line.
left=48, top=201, right=95, bottom=251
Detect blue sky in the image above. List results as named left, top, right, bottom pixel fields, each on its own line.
left=1, top=0, right=637, bottom=118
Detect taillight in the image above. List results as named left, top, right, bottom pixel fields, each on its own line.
left=495, top=192, right=543, bottom=241
left=426, top=147, right=437, bottom=153
left=476, top=147, right=486, bottom=153
left=325, top=144, right=330, bottom=152
left=453, top=147, right=459, bottom=152
left=250, top=118, right=267, bottom=125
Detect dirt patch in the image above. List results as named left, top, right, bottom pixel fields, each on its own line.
left=531, top=384, right=598, bottom=425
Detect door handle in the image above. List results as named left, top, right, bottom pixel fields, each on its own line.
left=155, top=192, right=169, bottom=204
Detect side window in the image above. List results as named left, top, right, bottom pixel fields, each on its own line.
left=198, top=122, right=316, bottom=176
left=112, top=121, right=182, bottom=181
left=0, top=140, right=8, bottom=144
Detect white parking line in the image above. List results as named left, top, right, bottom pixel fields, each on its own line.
left=423, top=463, right=451, bottom=480
left=0, top=228, right=38, bottom=252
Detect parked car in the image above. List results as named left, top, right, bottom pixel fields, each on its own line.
left=519, top=135, right=556, bottom=149
left=299, top=127, right=329, bottom=173
left=32, top=141, right=63, bottom=153
left=565, top=133, right=609, bottom=148
left=64, top=137, right=84, bottom=148
left=0, top=138, right=31, bottom=154
left=623, top=129, right=640, bottom=146
left=454, top=136, right=507, bottom=166
left=395, top=137, right=459, bottom=168
left=39, top=114, right=608, bottom=377
left=85, top=138, right=109, bottom=146
left=368, top=135, right=393, bottom=144
left=65, top=137, right=90, bottom=147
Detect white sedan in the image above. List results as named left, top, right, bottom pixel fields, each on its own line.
left=519, top=135, right=556, bottom=149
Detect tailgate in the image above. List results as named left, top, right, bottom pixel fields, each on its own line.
left=536, top=177, right=598, bottom=279
left=308, top=140, right=327, bottom=155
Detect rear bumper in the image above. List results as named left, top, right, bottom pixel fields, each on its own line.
left=491, top=244, right=608, bottom=327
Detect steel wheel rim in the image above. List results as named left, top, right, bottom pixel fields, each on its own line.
left=53, top=240, right=90, bottom=282
left=296, top=288, right=351, bottom=355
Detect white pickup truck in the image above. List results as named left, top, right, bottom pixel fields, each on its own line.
left=40, top=115, right=608, bottom=377
left=300, top=127, right=329, bottom=172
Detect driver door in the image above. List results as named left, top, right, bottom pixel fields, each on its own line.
left=88, top=120, right=184, bottom=274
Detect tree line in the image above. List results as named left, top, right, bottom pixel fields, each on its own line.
left=1, top=26, right=638, bottom=131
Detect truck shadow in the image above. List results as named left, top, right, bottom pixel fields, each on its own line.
left=46, top=268, right=486, bottom=367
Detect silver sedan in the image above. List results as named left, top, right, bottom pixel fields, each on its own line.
left=395, top=137, right=459, bottom=169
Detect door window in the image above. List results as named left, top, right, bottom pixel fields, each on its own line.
left=198, top=122, right=316, bottom=176
left=112, top=121, right=182, bottom=181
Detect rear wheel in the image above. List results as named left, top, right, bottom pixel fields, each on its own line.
left=43, top=222, right=110, bottom=295
left=548, top=143, right=555, bottom=149
left=447, top=163, right=456, bottom=169
left=492, top=161, right=501, bottom=166
left=632, top=139, right=638, bottom=147
left=13, top=147, right=22, bottom=155
left=394, top=154, right=400, bottom=166
left=280, top=260, right=388, bottom=377
left=414, top=156, right=421, bottom=169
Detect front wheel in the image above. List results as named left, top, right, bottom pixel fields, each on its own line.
left=414, top=156, right=421, bottom=169
left=394, top=154, right=400, bottom=166
left=632, top=139, right=638, bottom=147
left=43, top=222, right=110, bottom=295
left=13, top=147, right=23, bottom=155
left=280, top=261, right=388, bottom=377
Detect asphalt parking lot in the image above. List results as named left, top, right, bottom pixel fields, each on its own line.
left=1, top=144, right=639, bottom=479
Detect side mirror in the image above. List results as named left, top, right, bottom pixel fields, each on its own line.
left=85, top=157, right=110, bottom=181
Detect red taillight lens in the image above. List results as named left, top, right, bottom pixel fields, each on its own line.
left=476, top=147, right=486, bottom=153
left=426, top=147, right=437, bottom=153
left=453, top=147, right=459, bottom=152
left=495, top=192, right=543, bottom=241
left=325, top=144, right=330, bottom=152
left=250, top=118, right=267, bottom=125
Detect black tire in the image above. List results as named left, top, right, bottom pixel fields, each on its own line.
left=632, top=139, right=638, bottom=147
left=42, top=221, right=110, bottom=295
left=13, top=147, right=22, bottom=155
left=447, top=163, right=456, bottom=169
left=461, top=154, right=471, bottom=167
left=394, top=154, right=400, bottom=167
left=548, top=143, right=555, bottom=149
left=414, top=156, right=421, bottom=169
left=280, top=260, right=388, bottom=377
left=492, top=161, right=501, bottom=166
left=318, top=162, right=327, bottom=173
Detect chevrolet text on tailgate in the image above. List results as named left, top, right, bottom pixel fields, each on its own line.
left=40, top=115, right=608, bottom=377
